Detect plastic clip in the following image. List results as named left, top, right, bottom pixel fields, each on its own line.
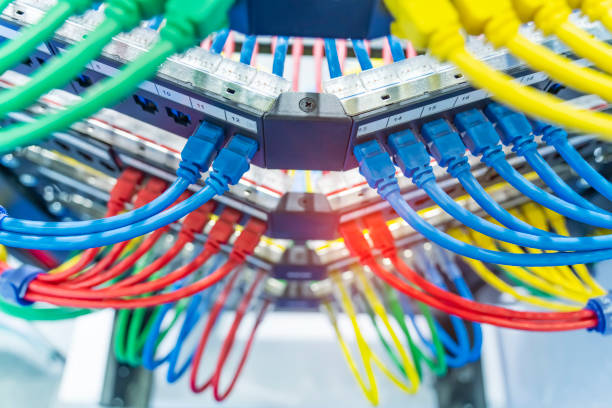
left=0, top=265, right=43, bottom=306
left=586, top=293, right=612, bottom=335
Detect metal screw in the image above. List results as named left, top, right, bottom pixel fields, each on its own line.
left=299, top=97, right=316, bottom=113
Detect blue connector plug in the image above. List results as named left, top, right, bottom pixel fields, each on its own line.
left=484, top=104, right=536, bottom=152
left=353, top=140, right=400, bottom=199
left=0, top=265, right=43, bottom=306
left=454, top=109, right=501, bottom=156
left=177, top=121, right=225, bottom=184
left=420, top=119, right=466, bottom=168
left=387, top=129, right=430, bottom=178
left=532, top=120, right=569, bottom=146
left=586, top=294, right=612, bottom=335
left=205, top=135, right=258, bottom=195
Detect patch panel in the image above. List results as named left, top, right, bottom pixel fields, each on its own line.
left=1, top=2, right=609, bottom=171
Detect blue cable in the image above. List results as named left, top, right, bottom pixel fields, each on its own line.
left=387, top=36, right=405, bottom=62
left=165, top=255, right=226, bottom=383
left=535, top=121, right=612, bottom=204
left=211, top=29, right=230, bottom=54
left=1, top=179, right=190, bottom=236
left=0, top=136, right=258, bottom=250
left=239, top=35, right=257, bottom=65
left=324, top=39, right=342, bottom=79
left=435, top=247, right=482, bottom=362
left=0, top=121, right=226, bottom=236
left=453, top=172, right=555, bottom=236
left=483, top=104, right=607, bottom=213
left=390, top=122, right=612, bottom=251
left=414, top=246, right=470, bottom=367
left=354, top=140, right=612, bottom=266
left=351, top=39, right=373, bottom=70
left=142, top=255, right=224, bottom=377
left=272, top=36, right=289, bottom=77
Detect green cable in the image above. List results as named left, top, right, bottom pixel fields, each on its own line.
left=0, top=0, right=235, bottom=153
left=384, top=285, right=448, bottom=377
left=0, top=0, right=93, bottom=76
left=0, top=19, right=122, bottom=118
left=0, top=0, right=170, bottom=119
left=0, top=0, right=13, bottom=15
left=0, top=298, right=90, bottom=320
left=501, top=269, right=554, bottom=298
left=0, top=39, right=176, bottom=153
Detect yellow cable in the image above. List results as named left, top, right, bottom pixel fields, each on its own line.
left=0, top=245, right=7, bottom=263
left=384, top=0, right=612, bottom=139
left=540, top=206, right=607, bottom=296
left=515, top=204, right=588, bottom=291
left=448, top=228, right=581, bottom=310
left=452, top=0, right=612, bottom=101
left=305, top=171, right=314, bottom=193
left=322, top=301, right=379, bottom=405
left=468, top=228, right=590, bottom=303
left=510, top=0, right=612, bottom=75
left=351, top=265, right=420, bottom=392
left=568, top=0, right=612, bottom=33
left=330, top=272, right=420, bottom=397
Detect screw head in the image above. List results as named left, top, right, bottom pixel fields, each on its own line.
left=299, top=97, right=316, bottom=113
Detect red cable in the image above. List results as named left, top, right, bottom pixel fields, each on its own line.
left=391, top=256, right=592, bottom=322
left=224, top=31, right=235, bottom=58
left=24, top=259, right=240, bottom=309
left=36, top=169, right=143, bottom=283
left=314, top=38, right=324, bottom=92
left=212, top=292, right=269, bottom=401
left=64, top=241, right=131, bottom=287
left=406, top=41, right=417, bottom=58
left=251, top=39, right=259, bottom=66
left=382, top=39, right=393, bottom=64
left=337, top=39, right=347, bottom=72
left=292, top=38, right=303, bottom=91
left=189, top=268, right=243, bottom=393
left=26, top=249, right=60, bottom=269
left=339, top=221, right=597, bottom=331
left=64, top=228, right=167, bottom=289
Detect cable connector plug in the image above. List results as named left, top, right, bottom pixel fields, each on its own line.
left=421, top=119, right=466, bottom=168
left=586, top=293, right=612, bottom=335
left=0, top=265, right=43, bottom=306
left=108, top=168, right=144, bottom=214
left=179, top=201, right=216, bottom=242
left=454, top=109, right=501, bottom=156
left=230, top=218, right=267, bottom=262
left=178, top=121, right=225, bottom=184
left=162, top=0, right=236, bottom=52
left=353, top=140, right=400, bottom=199
left=205, top=135, right=258, bottom=196
left=387, top=129, right=431, bottom=179
left=532, top=120, right=569, bottom=147
left=339, top=221, right=374, bottom=264
left=105, top=0, right=168, bottom=28
left=0, top=206, right=7, bottom=224
left=484, top=103, right=537, bottom=156
left=204, top=208, right=242, bottom=251
left=134, top=178, right=168, bottom=208
left=364, top=213, right=397, bottom=259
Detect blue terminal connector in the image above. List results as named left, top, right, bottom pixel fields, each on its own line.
left=353, top=140, right=400, bottom=199
left=178, top=121, right=226, bottom=184
left=0, top=265, right=43, bottom=306
left=484, top=103, right=535, bottom=149
left=586, top=294, right=612, bottom=335
left=454, top=109, right=501, bottom=156
left=387, top=129, right=430, bottom=178
left=206, top=135, right=259, bottom=195
left=420, top=119, right=467, bottom=168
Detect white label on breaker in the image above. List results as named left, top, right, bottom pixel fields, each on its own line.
left=226, top=111, right=258, bottom=133
left=355, top=71, right=548, bottom=137
left=155, top=84, right=191, bottom=106
left=0, top=25, right=50, bottom=54
left=357, top=117, right=389, bottom=136
left=190, top=98, right=226, bottom=121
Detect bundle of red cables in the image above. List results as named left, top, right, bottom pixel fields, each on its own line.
left=339, top=215, right=598, bottom=332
